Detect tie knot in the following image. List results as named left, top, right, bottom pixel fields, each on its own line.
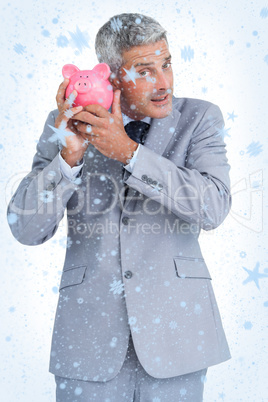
left=124, top=121, right=150, bottom=144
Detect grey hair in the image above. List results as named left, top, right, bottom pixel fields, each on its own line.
left=95, top=13, right=168, bottom=75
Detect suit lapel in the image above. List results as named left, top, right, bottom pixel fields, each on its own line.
left=144, top=103, right=181, bottom=155
left=120, top=102, right=182, bottom=209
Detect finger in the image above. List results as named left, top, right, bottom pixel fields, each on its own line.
left=76, top=122, right=102, bottom=137
left=59, top=90, right=78, bottom=113
left=56, top=78, right=69, bottom=108
left=111, top=90, right=122, bottom=116
left=84, top=104, right=109, bottom=118
left=56, top=106, right=83, bottom=129
left=72, top=121, right=94, bottom=134
left=67, top=120, right=80, bottom=135
left=65, top=90, right=78, bottom=108
left=63, top=105, right=83, bottom=119
left=78, top=131, right=100, bottom=147
left=72, top=111, right=102, bottom=126
left=77, top=131, right=94, bottom=143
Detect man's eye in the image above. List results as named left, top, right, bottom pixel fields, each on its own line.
left=139, top=71, right=149, bottom=77
left=163, top=62, right=172, bottom=69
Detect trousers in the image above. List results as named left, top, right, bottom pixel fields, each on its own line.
left=55, top=335, right=207, bottom=401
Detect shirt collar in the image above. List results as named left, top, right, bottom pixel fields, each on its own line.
left=122, top=113, right=151, bottom=127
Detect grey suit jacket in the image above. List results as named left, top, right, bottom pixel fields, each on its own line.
left=7, top=96, right=232, bottom=381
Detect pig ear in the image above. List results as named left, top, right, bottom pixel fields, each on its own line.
left=92, top=63, right=111, bottom=80
left=62, top=64, right=80, bottom=79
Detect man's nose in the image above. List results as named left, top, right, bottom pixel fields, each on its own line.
left=155, top=71, right=170, bottom=91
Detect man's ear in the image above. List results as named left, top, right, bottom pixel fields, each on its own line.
left=109, top=72, right=121, bottom=90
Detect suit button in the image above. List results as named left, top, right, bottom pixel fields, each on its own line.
left=141, top=175, right=148, bottom=182
left=147, top=177, right=153, bottom=184
left=122, top=216, right=129, bottom=225
left=46, top=181, right=56, bottom=191
left=152, top=180, right=158, bottom=186
left=158, top=183, right=163, bottom=190
left=124, top=270, right=133, bottom=279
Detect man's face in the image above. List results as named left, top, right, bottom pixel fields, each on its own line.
left=112, top=39, right=174, bottom=120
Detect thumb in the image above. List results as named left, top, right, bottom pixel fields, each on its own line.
left=111, top=89, right=122, bottom=116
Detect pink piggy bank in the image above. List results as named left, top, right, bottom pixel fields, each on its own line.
left=62, top=63, right=114, bottom=109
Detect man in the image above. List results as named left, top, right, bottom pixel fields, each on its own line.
left=7, top=13, right=231, bottom=401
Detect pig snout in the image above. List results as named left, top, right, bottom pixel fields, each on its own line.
left=74, top=79, right=91, bottom=94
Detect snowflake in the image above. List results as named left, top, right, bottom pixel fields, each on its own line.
left=64, top=109, right=74, bottom=119
left=227, top=111, right=238, bottom=121
left=128, top=316, right=137, bottom=326
left=246, top=141, right=263, bottom=157
left=181, top=46, right=194, bottom=62
left=180, top=388, right=187, bottom=396
left=110, top=17, right=123, bottom=33
left=74, top=386, right=83, bottom=396
left=13, top=43, right=26, bottom=54
left=48, top=124, right=75, bottom=147
left=260, top=7, right=268, bottom=18
left=201, top=373, right=207, bottom=383
left=200, top=203, right=209, bottom=212
left=59, top=237, right=73, bottom=249
left=39, top=190, right=54, bottom=203
left=244, top=321, right=253, bottom=330
left=132, top=326, right=141, bottom=334
left=122, top=65, right=140, bottom=85
left=71, top=176, right=82, bottom=185
left=7, top=213, right=18, bottom=225
left=109, top=280, right=124, bottom=295
left=243, top=262, right=268, bottom=289
left=216, top=126, right=231, bottom=139
left=57, top=35, right=69, bottom=48
left=146, top=76, right=156, bottom=83
left=194, top=304, right=202, bottom=315
left=110, top=337, right=117, bottom=347
left=66, top=92, right=76, bottom=106
left=68, top=26, right=90, bottom=53
left=42, top=29, right=50, bottom=37
left=169, top=321, right=178, bottom=330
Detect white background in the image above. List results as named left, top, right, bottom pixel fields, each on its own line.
left=1, top=0, right=267, bottom=400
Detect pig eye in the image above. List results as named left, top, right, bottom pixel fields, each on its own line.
left=80, top=75, right=82, bottom=78
left=86, top=76, right=89, bottom=78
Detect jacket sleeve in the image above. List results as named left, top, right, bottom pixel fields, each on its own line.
left=123, top=104, right=232, bottom=230
left=7, top=110, right=82, bottom=245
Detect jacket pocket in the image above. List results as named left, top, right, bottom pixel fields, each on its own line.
left=173, top=256, right=211, bottom=279
left=59, top=265, right=87, bottom=291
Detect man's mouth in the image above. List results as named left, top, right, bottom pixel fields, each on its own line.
left=151, top=94, right=169, bottom=104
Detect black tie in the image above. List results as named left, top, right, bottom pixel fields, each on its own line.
left=124, top=121, right=150, bottom=145
left=123, top=121, right=150, bottom=199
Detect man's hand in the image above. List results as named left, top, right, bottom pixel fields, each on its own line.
left=71, top=90, right=138, bottom=164
left=55, top=79, right=91, bottom=167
